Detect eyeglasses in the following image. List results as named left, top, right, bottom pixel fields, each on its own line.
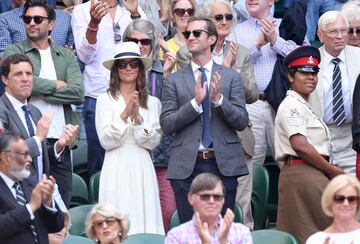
left=22, top=15, right=49, bottom=25
left=113, top=23, right=122, bottom=44
left=182, top=30, right=209, bottom=39
left=213, top=14, right=233, bottom=22
left=3, top=151, right=31, bottom=159
left=116, top=59, right=141, bottom=69
left=93, top=217, right=118, bottom=229
left=127, top=37, right=152, bottom=46
left=173, top=8, right=195, bottom=17
left=348, top=27, right=360, bottom=36
left=197, top=193, right=224, bottom=202
left=325, top=28, right=348, bottom=38
left=333, top=195, right=360, bottom=204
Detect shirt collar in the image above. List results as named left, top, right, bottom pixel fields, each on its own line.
left=323, top=48, right=346, bottom=66
left=5, top=92, right=28, bottom=112
left=191, top=59, right=214, bottom=73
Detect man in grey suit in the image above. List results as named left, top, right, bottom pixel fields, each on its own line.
left=160, top=16, right=249, bottom=223
left=0, top=54, right=78, bottom=191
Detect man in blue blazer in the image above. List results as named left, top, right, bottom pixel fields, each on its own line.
left=0, top=132, right=64, bottom=244
left=160, top=16, right=249, bottom=223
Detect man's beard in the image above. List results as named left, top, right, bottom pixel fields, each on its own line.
left=10, top=168, right=31, bottom=181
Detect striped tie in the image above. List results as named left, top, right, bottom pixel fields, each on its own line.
left=331, top=58, right=345, bottom=126
left=13, top=182, right=39, bottom=243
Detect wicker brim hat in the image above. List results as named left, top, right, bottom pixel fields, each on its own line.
left=103, top=42, right=153, bottom=70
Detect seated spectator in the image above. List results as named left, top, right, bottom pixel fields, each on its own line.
left=165, top=172, right=252, bottom=244
left=306, top=174, right=360, bottom=244
left=49, top=209, right=71, bottom=244
left=341, top=1, right=360, bottom=47
left=85, top=203, right=130, bottom=244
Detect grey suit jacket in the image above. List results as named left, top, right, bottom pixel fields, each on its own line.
left=160, top=62, right=249, bottom=179
left=0, top=95, right=51, bottom=175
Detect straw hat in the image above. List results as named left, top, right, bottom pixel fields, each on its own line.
left=103, top=42, right=153, bottom=70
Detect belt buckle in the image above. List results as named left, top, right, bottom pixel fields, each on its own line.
left=202, top=151, right=210, bottom=160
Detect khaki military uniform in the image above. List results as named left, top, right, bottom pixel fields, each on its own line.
left=275, top=90, right=332, bottom=244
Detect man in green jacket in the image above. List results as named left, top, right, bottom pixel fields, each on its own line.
left=3, top=0, right=84, bottom=207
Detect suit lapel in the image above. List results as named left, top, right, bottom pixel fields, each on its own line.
left=183, top=64, right=197, bottom=99
left=0, top=176, right=20, bottom=208
left=1, top=96, right=30, bottom=138
left=344, top=46, right=356, bottom=102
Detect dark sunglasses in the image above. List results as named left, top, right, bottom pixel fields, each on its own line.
left=348, top=27, right=360, bottom=36
left=333, top=195, right=360, bottom=204
left=127, top=37, right=152, bottom=46
left=182, top=30, right=209, bottom=39
left=173, top=8, right=195, bottom=17
left=197, top=193, right=224, bottom=202
left=213, top=13, right=233, bottom=22
left=22, top=15, right=49, bottom=24
left=116, top=59, right=141, bottom=69
left=93, top=217, right=118, bottom=229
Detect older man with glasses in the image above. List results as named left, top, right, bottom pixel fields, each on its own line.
left=165, top=172, right=252, bottom=244
left=309, top=10, right=360, bottom=177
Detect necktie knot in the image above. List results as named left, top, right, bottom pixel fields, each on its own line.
left=331, top=58, right=341, bottom=66
left=22, top=105, right=29, bottom=112
left=13, top=181, right=20, bottom=190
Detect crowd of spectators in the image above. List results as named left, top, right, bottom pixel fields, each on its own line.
left=1, top=0, right=360, bottom=243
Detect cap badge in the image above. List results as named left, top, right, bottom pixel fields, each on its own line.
left=307, top=56, right=314, bottom=64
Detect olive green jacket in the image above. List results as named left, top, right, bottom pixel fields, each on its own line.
left=4, top=39, right=84, bottom=147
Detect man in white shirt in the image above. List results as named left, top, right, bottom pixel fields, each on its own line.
left=309, top=10, right=360, bottom=175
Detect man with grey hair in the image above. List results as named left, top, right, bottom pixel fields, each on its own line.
left=0, top=132, right=64, bottom=244
left=309, top=10, right=360, bottom=176
left=165, top=172, right=252, bottom=244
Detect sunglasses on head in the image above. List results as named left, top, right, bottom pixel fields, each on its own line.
left=197, top=193, right=224, bottom=202
left=348, top=27, right=360, bottom=36
left=116, top=59, right=141, bottom=69
left=173, top=8, right=195, bottom=17
left=333, top=195, right=360, bottom=204
left=22, top=15, right=49, bottom=25
left=182, top=30, right=209, bottom=40
left=93, top=217, right=118, bottom=229
left=127, top=37, right=152, bottom=46
left=213, top=13, right=233, bottom=22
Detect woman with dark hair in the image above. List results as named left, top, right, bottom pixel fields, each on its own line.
left=123, top=19, right=176, bottom=233
left=95, top=42, right=164, bottom=235
left=275, top=46, right=343, bottom=244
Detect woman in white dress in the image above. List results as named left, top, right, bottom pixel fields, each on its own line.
left=306, top=175, right=360, bottom=244
left=96, top=42, right=164, bottom=235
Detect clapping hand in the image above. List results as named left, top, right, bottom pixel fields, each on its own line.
left=130, top=91, right=144, bottom=125
left=260, top=18, right=277, bottom=45
left=123, top=0, right=139, bottom=16
left=223, top=42, right=238, bottom=69
left=89, top=0, right=109, bottom=26
left=218, top=209, right=234, bottom=244
left=194, top=211, right=212, bottom=244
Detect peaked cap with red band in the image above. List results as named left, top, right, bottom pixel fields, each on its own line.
left=284, top=46, right=321, bottom=73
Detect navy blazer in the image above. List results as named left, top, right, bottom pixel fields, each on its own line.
left=0, top=176, right=64, bottom=244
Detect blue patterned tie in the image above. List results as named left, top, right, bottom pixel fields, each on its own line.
left=331, top=58, right=345, bottom=126
left=199, top=67, right=212, bottom=148
left=13, top=182, right=39, bottom=243
left=22, top=105, right=35, bottom=137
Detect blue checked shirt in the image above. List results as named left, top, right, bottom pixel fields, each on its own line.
left=0, top=5, right=74, bottom=58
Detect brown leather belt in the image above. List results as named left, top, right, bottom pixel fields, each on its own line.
left=197, top=150, right=215, bottom=160
left=258, top=93, right=266, bottom=101
left=284, top=155, right=329, bottom=165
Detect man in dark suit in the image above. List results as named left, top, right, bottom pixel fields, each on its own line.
left=0, top=54, right=78, bottom=205
left=0, top=132, right=64, bottom=244
left=160, top=16, right=249, bottom=223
